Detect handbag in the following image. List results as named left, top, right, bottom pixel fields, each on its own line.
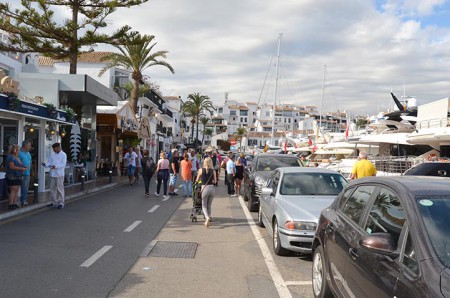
left=6, top=173, right=23, bottom=181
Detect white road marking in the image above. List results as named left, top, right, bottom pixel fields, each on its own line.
left=162, top=196, right=170, bottom=201
left=80, top=245, right=113, bottom=268
left=285, top=281, right=312, bottom=286
left=124, top=220, right=142, bottom=232
left=148, top=205, right=160, bottom=213
left=238, top=196, right=292, bottom=298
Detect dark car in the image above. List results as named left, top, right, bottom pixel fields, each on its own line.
left=404, top=161, right=450, bottom=177
left=243, top=154, right=302, bottom=212
left=312, top=176, right=450, bottom=298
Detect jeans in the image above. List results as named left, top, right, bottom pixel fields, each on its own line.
left=227, top=174, right=235, bottom=195
left=201, top=185, right=215, bottom=219
left=142, top=172, right=153, bottom=194
left=20, top=175, right=30, bottom=204
left=182, top=180, right=192, bottom=196
left=156, top=169, right=169, bottom=195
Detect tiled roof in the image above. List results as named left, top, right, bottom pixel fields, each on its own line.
left=228, top=105, right=239, bottom=109
left=38, top=51, right=114, bottom=66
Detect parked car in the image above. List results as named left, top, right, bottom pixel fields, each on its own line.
left=404, top=161, right=450, bottom=177
left=312, top=176, right=450, bottom=298
left=258, top=167, right=347, bottom=255
left=243, top=154, right=302, bottom=212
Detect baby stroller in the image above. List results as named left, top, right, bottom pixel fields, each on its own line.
left=190, top=181, right=204, bottom=222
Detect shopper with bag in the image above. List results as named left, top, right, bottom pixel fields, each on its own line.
left=195, top=157, right=217, bottom=228
left=6, top=144, right=27, bottom=210
left=141, top=150, right=156, bottom=197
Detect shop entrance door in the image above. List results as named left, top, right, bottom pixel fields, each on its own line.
left=24, top=128, right=40, bottom=192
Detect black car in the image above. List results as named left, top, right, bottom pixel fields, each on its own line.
left=404, top=161, right=450, bottom=177
left=312, top=176, right=450, bottom=298
left=243, top=154, right=302, bottom=211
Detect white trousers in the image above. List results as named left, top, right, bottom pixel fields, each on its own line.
left=50, top=176, right=65, bottom=206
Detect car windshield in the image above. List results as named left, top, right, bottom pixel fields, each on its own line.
left=280, top=172, right=347, bottom=196
left=415, top=196, right=450, bottom=267
left=256, top=157, right=301, bottom=171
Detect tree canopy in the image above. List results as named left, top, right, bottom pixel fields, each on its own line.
left=0, top=0, right=147, bottom=74
left=181, top=93, right=214, bottom=148
left=100, top=33, right=174, bottom=113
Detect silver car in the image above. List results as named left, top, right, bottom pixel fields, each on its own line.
left=258, top=167, right=347, bottom=255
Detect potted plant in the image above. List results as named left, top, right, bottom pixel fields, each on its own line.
left=63, top=107, right=77, bottom=122
left=43, top=103, right=57, bottom=119
left=6, top=92, right=20, bottom=111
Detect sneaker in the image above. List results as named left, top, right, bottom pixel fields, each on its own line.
left=154, top=192, right=160, bottom=197
left=21, top=201, right=29, bottom=207
left=231, top=194, right=238, bottom=197
left=13, top=204, right=20, bottom=210
left=57, top=204, right=64, bottom=209
left=205, top=218, right=211, bottom=228
left=163, top=195, right=168, bottom=199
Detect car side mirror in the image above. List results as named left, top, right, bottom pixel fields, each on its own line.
left=261, top=187, right=273, bottom=196
left=359, top=233, right=400, bottom=258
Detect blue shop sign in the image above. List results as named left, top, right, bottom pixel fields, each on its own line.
left=0, top=94, right=75, bottom=124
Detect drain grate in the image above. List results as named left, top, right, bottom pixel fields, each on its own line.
left=148, top=241, right=198, bottom=258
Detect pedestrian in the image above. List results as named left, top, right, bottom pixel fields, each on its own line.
left=134, top=147, right=142, bottom=184
left=299, top=154, right=308, bottom=167
left=42, top=143, right=67, bottom=209
left=189, top=150, right=199, bottom=182
left=18, top=140, right=32, bottom=207
left=180, top=152, right=192, bottom=197
left=124, top=146, right=137, bottom=185
left=221, top=154, right=229, bottom=186
left=195, top=157, right=217, bottom=228
left=226, top=153, right=236, bottom=196
left=6, top=144, right=27, bottom=210
left=215, top=150, right=222, bottom=185
left=349, top=151, right=377, bottom=179
left=239, top=153, right=247, bottom=167
left=155, top=151, right=170, bottom=198
left=141, top=150, right=156, bottom=197
left=234, top=157, right=245, bottom=198
left=168, top=149, right=179, bottom=196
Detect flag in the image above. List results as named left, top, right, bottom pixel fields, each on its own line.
left=344, top=123, right=349, bottom=139
left=308, top=137, right=313, bottom=146
left=263, top=144, right=268, bottom=152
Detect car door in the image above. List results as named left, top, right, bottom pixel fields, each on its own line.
left=343, top=186, right=408, bottom=298
left=326, top=185, right=377, bottom=297
left=262, top=171, right=281, bottom=234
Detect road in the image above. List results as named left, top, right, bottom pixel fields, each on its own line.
left=0, top=178, right=314, bottom=298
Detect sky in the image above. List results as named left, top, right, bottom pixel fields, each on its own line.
left=9, top=0, right=450, bottom=115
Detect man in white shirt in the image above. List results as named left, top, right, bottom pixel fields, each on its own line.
left=124, top=146, right=138, bottom=185
left=42, top=143, right=67, bottom=209
left=189, top=150, right=199, bottom=182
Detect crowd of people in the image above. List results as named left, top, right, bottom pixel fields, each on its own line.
left=122, top=146, right=249, bottom=228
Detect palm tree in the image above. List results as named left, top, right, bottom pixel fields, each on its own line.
left=235, top=127, right=247, bottom=151
left=119, top=81, right=152, bottom=100
left=199, top=116, right=210, bottom=149
left=181, top=93, right=214, bottom=148
left=100, top=34, right=174, bottom=113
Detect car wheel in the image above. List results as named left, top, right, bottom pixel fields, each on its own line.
left=312, top=245, right=332, bottom=298
left=247, top=195, right=258, bottom=212
left=257, top=205, right=265, bottom=227
left=273, top=220, right=288, bottom=256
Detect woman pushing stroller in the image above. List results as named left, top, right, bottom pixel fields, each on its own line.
left=195, top=157, right=216, bottom=228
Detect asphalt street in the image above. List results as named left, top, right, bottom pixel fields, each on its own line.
left=0, top=180, right=184, bottom=298
left=0, top=176, right=314, bottom=298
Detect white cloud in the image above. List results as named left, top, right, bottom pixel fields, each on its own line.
left=8, top=0, right=450, bottom=114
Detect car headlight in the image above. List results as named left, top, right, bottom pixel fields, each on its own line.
left=284, top=220, right=317, bottom=231
left=255, top=176, right=266, bottom=185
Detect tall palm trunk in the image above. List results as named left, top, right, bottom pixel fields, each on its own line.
left=195, top=114, right=200, bottom=149
left=132, top=79, right=140, bottom=114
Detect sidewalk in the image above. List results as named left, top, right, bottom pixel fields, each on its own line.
left=109, top=181, right=280, bottom=298
left=0, top=175, right=128, bottom=221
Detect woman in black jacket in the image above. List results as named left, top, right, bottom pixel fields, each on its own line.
left=141, top=150, right=156, bottom=197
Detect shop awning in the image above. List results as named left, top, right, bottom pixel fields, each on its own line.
left=0, top=94, right=75, bottom=125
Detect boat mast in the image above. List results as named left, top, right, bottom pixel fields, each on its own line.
left=318, top=64, right=327, bottom=138
left=271, top=33, right=282, bottom=146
